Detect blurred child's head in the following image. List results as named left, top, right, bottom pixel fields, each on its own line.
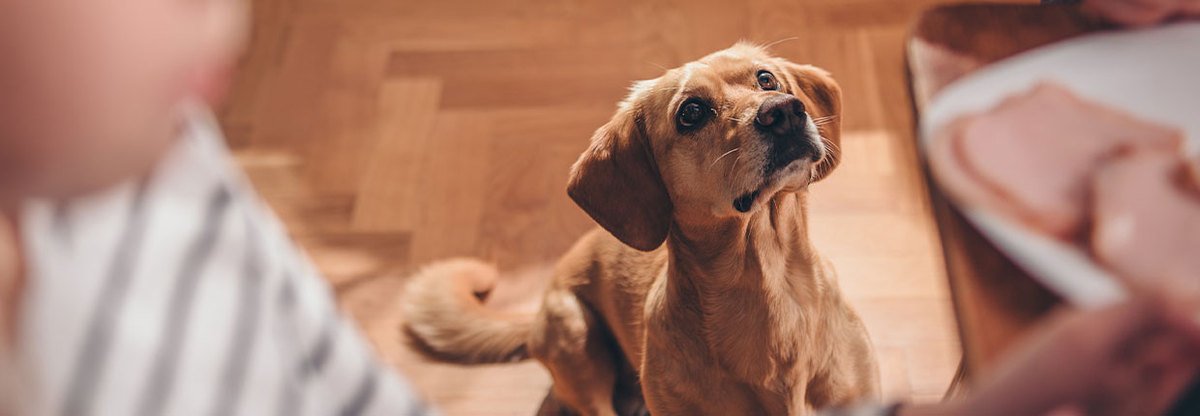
left=0, top=0, right=248, bottom=199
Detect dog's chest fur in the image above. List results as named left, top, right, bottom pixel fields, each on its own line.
left=637, top=251, right=840, bottom=414
left=567, top=195, right=874, bottom=415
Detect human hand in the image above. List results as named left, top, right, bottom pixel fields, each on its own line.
left=950, top=290, right=1200, bottom=416
left=1084, top=0, right=1200, bottom=27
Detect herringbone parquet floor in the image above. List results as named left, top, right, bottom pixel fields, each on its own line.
left=218, top=0, right=989, bottom=413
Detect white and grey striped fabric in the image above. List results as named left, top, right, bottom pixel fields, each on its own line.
left=16, top=109, right=432, bottom=416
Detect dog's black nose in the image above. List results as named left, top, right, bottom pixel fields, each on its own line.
left=757, top=95, right=816, bottom=173
left=754, top=95, right=806, bottom=137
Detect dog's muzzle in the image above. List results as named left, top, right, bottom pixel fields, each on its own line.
left=755, top=94, right=819, bottom=174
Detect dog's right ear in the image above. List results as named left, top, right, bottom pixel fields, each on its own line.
left=567, top=105, right=672, bottom=251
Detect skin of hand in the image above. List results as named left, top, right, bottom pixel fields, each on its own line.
left=900, top=290, right=1200, bottom=416
left=1084, top=0, right=1200, bottom=26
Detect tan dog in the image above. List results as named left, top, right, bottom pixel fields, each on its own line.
left=403, top=43, right=879, bottom=416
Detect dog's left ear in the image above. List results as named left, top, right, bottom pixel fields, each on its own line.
left=567, top=105, right=673, bottom=251
left=779, top=62, right=843, bottom=182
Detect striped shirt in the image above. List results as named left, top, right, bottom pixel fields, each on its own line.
left=14, top=109, right=432, bottom=416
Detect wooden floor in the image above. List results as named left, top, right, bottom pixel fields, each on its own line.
left=219, top=0, right=972, bottom=413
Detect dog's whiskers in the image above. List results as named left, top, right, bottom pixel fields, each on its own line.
left=644, top=88, right=680, bottom=94
left=728, top=153, right=745, bottom=178
left=814, top=135, right=840, bottom=180
left=819, top=133, right=842, bottom=155
left=814, top=118, right=839, bottom=130
left=710, top=148, right=741, bottom=168
left=812, top=115, right=839, bottom=125
left=639, top=85, right=682, bottom=94
left=761, top=37, right=801, bottom=50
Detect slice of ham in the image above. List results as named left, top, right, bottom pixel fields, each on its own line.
left=930, top=83, right=1183, bottom=238
left=1092, top=150, right=1200, bottom=287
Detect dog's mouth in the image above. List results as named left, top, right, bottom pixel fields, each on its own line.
left=763, top=139, right=821, bottom=175
left=732, top=168, right=803, bottom=213
left=731, top=146, right=825, bottom=214
left=733, top=190, right=760, bottom=213
left=731, top=162, right=808, bottom=213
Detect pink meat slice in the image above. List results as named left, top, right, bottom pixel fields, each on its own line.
left=934, top=83, right=1182, bottom=238
left=1092, top=150, right=1200, bottom=286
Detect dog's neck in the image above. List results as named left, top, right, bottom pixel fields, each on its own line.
left=665, top=191, right=832, bottom=389
left=667, top=191, right=818, bottom=283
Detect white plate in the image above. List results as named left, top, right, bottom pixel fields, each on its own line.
left=920, top=22, right=1200, bottom=308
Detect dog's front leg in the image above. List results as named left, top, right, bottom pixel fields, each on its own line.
left=529, top=290, right=619, bottom=416
left=786, top=381, right=813, bottom=416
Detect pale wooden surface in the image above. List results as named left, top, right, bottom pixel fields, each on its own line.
left=219, top=0, right=966, bottom=413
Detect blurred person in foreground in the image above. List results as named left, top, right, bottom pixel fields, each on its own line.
left=0, top=1, right=1198, bottom=416
left=0, top=0, right=429, bottom=415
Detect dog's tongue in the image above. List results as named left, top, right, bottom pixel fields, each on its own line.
left=733, top=191, right=759, bottom=213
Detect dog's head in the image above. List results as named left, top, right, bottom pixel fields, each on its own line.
left=568, top=43, right=843, bottom=251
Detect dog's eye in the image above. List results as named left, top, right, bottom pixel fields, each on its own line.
left=757, top=71, right=780, bottom=91
left=677, top=101, right=708, bottom=128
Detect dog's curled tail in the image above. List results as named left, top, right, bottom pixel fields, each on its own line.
left=401, top=258, right=533, bottom=364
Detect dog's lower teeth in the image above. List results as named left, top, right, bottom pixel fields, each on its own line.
left=733, top=193, right=756, bottom=213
